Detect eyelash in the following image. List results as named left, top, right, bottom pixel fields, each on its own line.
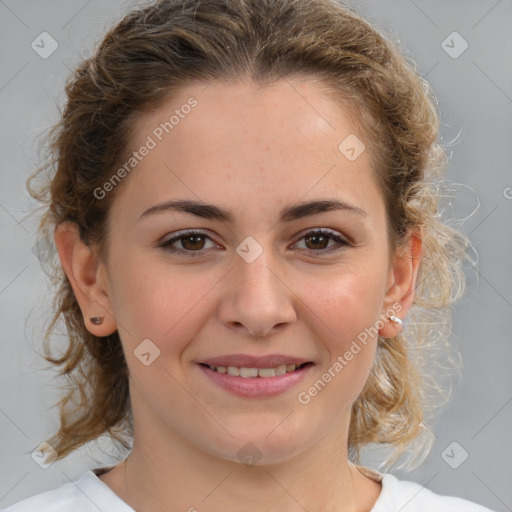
left=158, top=228, right=349, bottom=257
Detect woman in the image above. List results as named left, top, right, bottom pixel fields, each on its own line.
left=2, top=0, right=496, bottom=510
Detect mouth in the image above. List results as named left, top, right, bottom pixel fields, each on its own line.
left=198, top=361, right=313, bottom=378
left=197, top=361, right=314, bottom=398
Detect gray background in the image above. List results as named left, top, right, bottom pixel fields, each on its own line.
left=1, top=0, right=511, bottom=510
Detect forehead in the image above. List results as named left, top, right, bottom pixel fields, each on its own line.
left=112, top=78, right=383, bottom=223
left=134, top=77, right=362, bottom=155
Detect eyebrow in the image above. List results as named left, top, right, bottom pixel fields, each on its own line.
left=138, top=198, right=367, bottom=223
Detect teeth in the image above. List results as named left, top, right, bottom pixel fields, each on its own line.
left=227, top=366, right=240, bottom=376
left=275, top=364, right=287, bottom=375
left=257, top=368, right=276, bottom=378
left=209, top=363, right=302, bottom=378
left=239, top=367, right=259, bottom=378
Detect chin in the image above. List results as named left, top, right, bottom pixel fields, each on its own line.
left=203, top=423, right=313, bottom=467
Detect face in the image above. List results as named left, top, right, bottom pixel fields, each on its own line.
left=99, top=78, right=399, bottom=465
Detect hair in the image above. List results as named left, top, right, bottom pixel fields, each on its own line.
left=28, top=0, right=469, bottom=471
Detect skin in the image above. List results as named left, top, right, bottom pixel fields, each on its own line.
left=55, top=77, right=421, bottom=512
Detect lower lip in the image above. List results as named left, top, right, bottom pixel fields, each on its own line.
left=198, top=363, right=314, bottom=398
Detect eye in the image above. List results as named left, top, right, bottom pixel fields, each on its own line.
left=293, top=228, right=349, bottom=254
left=159, top=230, right=220, bottom=257
left=159, top=228, right=349, bottom=258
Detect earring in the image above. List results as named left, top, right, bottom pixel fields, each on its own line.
left=388, top=315, right=402, bottom=326
left=90, top=316, right=104, bottom=325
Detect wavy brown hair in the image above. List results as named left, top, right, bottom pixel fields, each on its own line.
left=28, top=0, right=468, bottom=471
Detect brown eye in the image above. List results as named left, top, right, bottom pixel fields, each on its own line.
left=304, top=232, right=330, bottom=250
left=294, top=229, right=349, bottom=254
left=159, top=230, right=219, bottom=257
left=181, top=234, right=206, bottom=251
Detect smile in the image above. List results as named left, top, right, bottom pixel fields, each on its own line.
left=202, top=362, right=310, bottom=378
left=197, top=362, right=314, bottom=398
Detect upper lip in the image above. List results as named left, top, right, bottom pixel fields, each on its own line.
left=199, top=354, right=313, bottom=368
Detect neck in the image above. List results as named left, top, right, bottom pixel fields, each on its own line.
left=123, top=456, right=357, bottom=512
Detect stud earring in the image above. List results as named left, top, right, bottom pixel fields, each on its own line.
left=90, top=316, right=104, bottom=325
left=388, top=315, right=402, bottom=326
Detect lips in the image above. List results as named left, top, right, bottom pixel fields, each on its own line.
left=196, top=353, right=315, bottom=398
left=198, top=358, right=314, bottom=398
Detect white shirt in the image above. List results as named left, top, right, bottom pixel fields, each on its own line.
left=1, top=466, right=495, bottom=512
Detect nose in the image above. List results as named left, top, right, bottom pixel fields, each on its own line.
left=218, top=246, right=297, bottom=337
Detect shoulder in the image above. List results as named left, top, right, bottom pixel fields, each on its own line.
left=1, top=479, right=87, bottom=512
left=1, top=469, right=131, bottom=512
left=371, top=471, right=496, bottom=512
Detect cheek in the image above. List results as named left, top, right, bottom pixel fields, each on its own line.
left=108, top=251, right=221, bottom=358
left=295, top=261, right=387, bottom=396
left=301, top=260, right=388, bottom=341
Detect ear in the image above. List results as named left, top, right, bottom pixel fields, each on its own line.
left=378, top=230, right=423, bottom=338
left=54, top=222, right=117, bottom=336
